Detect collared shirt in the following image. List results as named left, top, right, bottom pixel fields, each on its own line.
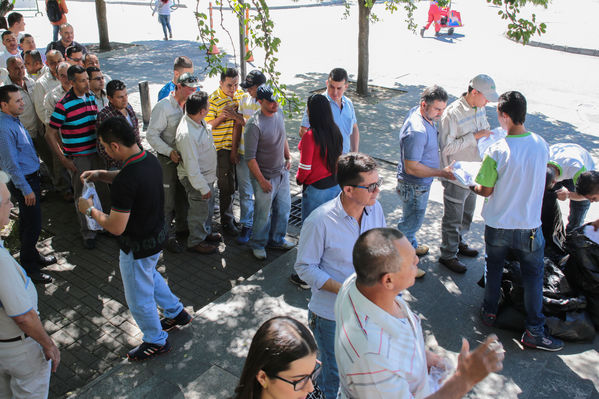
left=43, top=84, right=67, bottom=125
left=33, top=69, right=60, bottom=124
left=175, top=115, right=217, bottom=195
left=93, top=89, right=108, bottom=111
left=146, top=92, right=184, bottom=157
left=549, top=143, right=595, bottom=184
left=301, top=91, right=357, bottom=154
left=0, top=111, right=40, bottom=195
left=335, top=275, right=431, bottom=399
left=205, top=87, right=244, bottom=151
left=0, top=50, right=22, bottom=70
left=27, top=64, right=48, bottom=81
left=3, top=75, right=43, bottom=137
left=439, top=95, right=489, bottom=168
left=96, top=103, right=141, bottom=169
left=49, top=89, right=98, bottom=157
left=396, top=106, right=440, bottom=186
left=294, top=194, right=386, bottom=320
left=0, top=240, right=38, bottom=340
left=157, top=81, right=175, bottom=102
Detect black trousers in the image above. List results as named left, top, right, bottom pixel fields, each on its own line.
left=9, top=172, right=42, bottom=275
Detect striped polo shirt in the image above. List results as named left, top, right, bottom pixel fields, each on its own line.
left=205, top=87, right=244, bottom=151
left=49, top=89, right=98, bottom=157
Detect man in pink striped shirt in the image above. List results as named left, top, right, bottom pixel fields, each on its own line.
left=335, top=228, right=504, bottom=399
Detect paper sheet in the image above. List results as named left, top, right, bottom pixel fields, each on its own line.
left=478, top=127, right=507, bottom=158
left=452, top=161, right=482, bottom=186
left=82, top=181, right=104, bottom=231
left=583, top=225, right=599, bottom=245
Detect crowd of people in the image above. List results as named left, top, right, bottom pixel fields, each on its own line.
left=0, top=10, right=597, bottom=398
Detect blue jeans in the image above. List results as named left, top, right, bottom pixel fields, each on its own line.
left=119, top=250, right=183, bottom=345
left=301, top=184, right=341, bottom=222
left=567, top=199, right=590, bottom=233
left=483, top=226, right=546, bottom=333
left=52, top=24, right=59, bottom=42
left=249, top=170, right=291, bottom=250
left=236, top=155, right=254, bottom=228
left=308, top=311, right=338, bottom=399
left=158, top=14, right=172, bottom=37
left=396, top=180, right=431, bottom=248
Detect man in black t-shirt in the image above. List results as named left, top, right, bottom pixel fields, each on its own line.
left=77, top=117, right=192, bottom=361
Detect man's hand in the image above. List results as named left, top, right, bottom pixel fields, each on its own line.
left=592, top=218, right=599, bottom=231
left=80, top=170, right=101, bottom=183
left=426, top=350, right=446, bottom=371
left=222, top=106, right=243, bottom=124
left=230, top=149, right=240, bottom=165
left=285, top=159, right=291, bottom=171
left=43, top=341, right=61, bottom=372
left=61, top=158, right=77, bottom=173
left=259, top=178, right=272, bottom=193
left=456, top=335, right=504, bottom=386
left=24, top=192, right=36, bottom=206
left=77, top=197, right=93, bottom=215
left=202, top=191, right=212, bottom=200
left=474, top=129, right=492, bottom=140
left=556, top=187, right=570, bottom=201
left=169, top=150, right=181, bottom=164
left=440, top=161, right=456, bottom=180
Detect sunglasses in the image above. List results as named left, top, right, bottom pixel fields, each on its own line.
left=274, top=361, right=321, bottom=392
left=350, top=177, right=383, bottom=193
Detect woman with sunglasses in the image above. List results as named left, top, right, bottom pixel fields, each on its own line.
left=296, top=94, right=343, bottom=222
left=232, top=316, right=324, bottom=399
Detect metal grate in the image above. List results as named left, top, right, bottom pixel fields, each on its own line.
left=289, top=197, right=303, bottom=227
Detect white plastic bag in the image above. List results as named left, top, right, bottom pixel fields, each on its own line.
left=82, top=181, right=103, bottom=231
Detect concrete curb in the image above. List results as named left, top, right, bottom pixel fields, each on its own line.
left=506, top=34, right=599, bottom=57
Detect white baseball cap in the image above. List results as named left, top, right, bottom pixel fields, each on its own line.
left=470, top=74, right=499, bottom=102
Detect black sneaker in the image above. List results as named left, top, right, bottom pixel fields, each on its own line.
left=480, top=307, right=496, bottom=327
left=161, top=309, right=192, bottom=331
left=521, top=329, right=564, bottom=352
left=126, top=340, right=171, bottom=361
left=289, top=273, right=309, bottom=290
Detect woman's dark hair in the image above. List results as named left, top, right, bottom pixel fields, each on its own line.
left=232, top=316, right=317, bottom=399
left=307, top=94, right=343, bottom=174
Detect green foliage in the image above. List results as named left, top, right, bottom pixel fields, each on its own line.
left=487, top=0, right=549, bottom=44
left=194, top=0, right=302, bottom=115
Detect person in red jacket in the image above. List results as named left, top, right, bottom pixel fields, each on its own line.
left=421, top=0, right=442, bottom=37
left=46, top=0, right=68, bottom=42
left=297, top=94, right=343, bottom=222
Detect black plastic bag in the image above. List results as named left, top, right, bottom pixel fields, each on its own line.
left=546, top=312, right=596, bottom=342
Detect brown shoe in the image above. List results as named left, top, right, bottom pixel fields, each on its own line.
left=416, top=268, right=426, bottom=279
left=458, top=243, right=479, bottom=257
left=188, top=242, right=218, bottom=254
left=439, top=257, right=467, bottom=273
left=205, top=233, right=222, bottom=242
left=415, top=245, right=429, bottom=256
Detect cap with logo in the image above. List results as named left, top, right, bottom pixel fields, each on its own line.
left=469, top=74, right=498, bottom=102
left=256, top=84, right=276, bottom=102
left=240, top=69, right=266, bottom=89
left=177, top=73, right=202, bottom=88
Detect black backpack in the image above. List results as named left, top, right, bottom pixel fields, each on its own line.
left=46, top=0, right=62, bottom=23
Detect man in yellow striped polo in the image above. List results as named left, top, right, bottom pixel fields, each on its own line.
left=206, top=68, right=245, bottom=235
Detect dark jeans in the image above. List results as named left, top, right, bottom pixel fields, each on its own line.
left=556, top=179, right=591, bottom=232
left=216, top=149, right=235, bottom=224
left=9, top=172, right=42, bottom=275
left=483, top=225, right=546, bottom=333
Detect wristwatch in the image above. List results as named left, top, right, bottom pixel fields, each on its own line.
left=86, top=206, right=95, bottom=217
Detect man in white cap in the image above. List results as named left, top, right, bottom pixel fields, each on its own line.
left=437, top=74, right=498, bottom=273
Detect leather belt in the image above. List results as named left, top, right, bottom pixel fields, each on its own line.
left=0, top=334, right=28, bottom=343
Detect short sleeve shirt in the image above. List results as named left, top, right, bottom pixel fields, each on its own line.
left=549, top=143, right=595, bottom=184
left=0, top=242, right=38, bottom=339
left=111, top=150, right=166, bottom=259
left=397, top=106, right=440, bottom=186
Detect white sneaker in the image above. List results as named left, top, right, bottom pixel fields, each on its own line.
left=252, top=248, right=267, bottom=260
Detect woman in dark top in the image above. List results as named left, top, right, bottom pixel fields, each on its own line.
left=232, top=316, right=323, bottom=399
left=296, top=94, right=343, bottom=222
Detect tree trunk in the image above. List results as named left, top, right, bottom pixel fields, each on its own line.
left=95, top=0, right=111, bottom=51
left=357, top=0, right=371, bottom=96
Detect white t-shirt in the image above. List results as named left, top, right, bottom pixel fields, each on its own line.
left=476, top=132, right=548, bottom=229
left=549, top=143, right=595, bottom=184
left=237, top=93, right=259, bottom=155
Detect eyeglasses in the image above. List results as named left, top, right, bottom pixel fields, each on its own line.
left=349, top=177, right=383, bottom=193
left=274, top=361, right=321, bottom=391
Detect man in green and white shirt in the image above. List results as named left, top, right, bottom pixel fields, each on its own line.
left=471, top=91, right=563, bottom=352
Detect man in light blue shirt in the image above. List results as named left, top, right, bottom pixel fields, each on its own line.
left=396, top=85, right=454, bottom=261
left=0, top=85, right=55, bottom=284
left=294, top=152, right=385, bottom=399
left=299, top=67, right=359, bottom=153
left=157, top=56, right=193, bottom=101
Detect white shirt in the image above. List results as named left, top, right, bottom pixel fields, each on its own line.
left=43, top=85, right=67, bottom=125
left=175, top=115, right=217, bottom=195
left=146, top=93, right=184, bottom=157
left=237, top=93, right=260, bottom=155
left=549, top=143, right=595, bottom=184
left=33, top=69, right=60, bottom=124
left=476, top=132, right=548, bottom=229
left=335, top=275, right=431, bottom=399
